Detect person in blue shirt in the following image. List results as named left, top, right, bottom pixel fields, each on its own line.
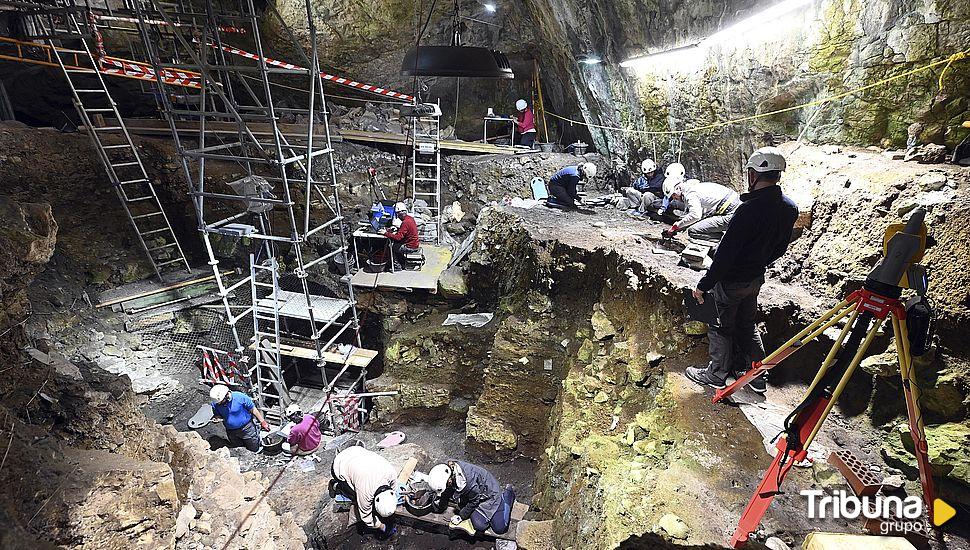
left=209, top=384, right=270, bottom=452
left=546, top=162, right=597, bottom=210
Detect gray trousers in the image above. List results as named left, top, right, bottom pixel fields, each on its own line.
left=226, top=420, right=261, bottom=452
left=708, top=278, right=766, bottom=382
left=623, top=188, right=661, bottom=212
left=687, top=213, right=734, bottom=241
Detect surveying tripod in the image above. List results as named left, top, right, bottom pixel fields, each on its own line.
left=713, top=208, right=938, bottom=548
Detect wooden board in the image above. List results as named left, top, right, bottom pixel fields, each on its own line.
left=116, top=118, right=534, bottom=155
left=397, top=457, right=418, bottom=484
left=247, top=340, right=377, bottom=367
left=351, top=245, right=452, bottom=292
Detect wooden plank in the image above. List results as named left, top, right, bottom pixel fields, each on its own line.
left=95, top=271, right=233, bottom=308
left=247, top=340, right=377, bottom=367
left=397, top=457, right=418, bottom=484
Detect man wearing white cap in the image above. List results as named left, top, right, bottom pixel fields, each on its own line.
left=331, top=445, right=399, bottom=533
left=209, top=384, right=269, bottom=452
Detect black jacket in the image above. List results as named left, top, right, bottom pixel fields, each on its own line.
left=697, top=185, right=798, bottom=292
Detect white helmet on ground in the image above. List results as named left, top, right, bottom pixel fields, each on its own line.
left=665, top=162, right=685, bottom=179
left=515, top=99, right=527, bottom=111
left=641, top=159, right=657, bottom=174
left=374, top=488, right=397, bottom=518
left=581, top=162, right=597, bottom=179
left=428, top=463, right=452, bottom=492
left=662, top=175, right=684, bottom=198
left=285, top=404, right=302, bottom=420
left=394, top=202, right=408, bottom=214
left=209, top=384, right=230, bottom=403
left=745, top=146, right=787, bottom=172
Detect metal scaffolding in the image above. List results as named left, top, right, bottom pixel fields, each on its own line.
left=122, top=0, right=367, bottom=429
left=11, top=1, right=191, bottom=281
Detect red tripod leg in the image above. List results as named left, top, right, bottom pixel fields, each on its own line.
left=730, top=394, right=830, bottom=547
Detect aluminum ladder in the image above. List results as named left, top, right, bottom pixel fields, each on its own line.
left=47, top=11, right=190, bottom=281
left=411, top=101, right=442, bottom=244
left=249, top=255, right=290, bottom=423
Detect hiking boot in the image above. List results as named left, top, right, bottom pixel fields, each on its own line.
left=685, top=366, right=726, bottom=389
left=748, top=373, right=767, bottom=394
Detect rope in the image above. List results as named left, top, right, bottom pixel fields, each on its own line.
left=544, top=48, right=970, bottom=137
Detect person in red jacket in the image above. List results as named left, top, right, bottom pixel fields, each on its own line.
left=384, top=202, right=420, bottom=268
left=513, top=99, right=536, bottom=148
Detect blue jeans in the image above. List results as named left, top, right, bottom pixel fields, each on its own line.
left=471, top=486, right=515, bottom=534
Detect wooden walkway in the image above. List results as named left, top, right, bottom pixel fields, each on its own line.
left=118, top=118, right=531, bottom=155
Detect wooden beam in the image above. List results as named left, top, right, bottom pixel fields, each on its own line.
left=95, top=271, right=233, bottom=308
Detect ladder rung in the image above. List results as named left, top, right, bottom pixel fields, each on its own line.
left=112, top=161, right=140, bottom=167
left=414, top=163, right=438, bottom=167
left=155, top=259, right=185, bottom=267
left=413, top=192, right=438, bottom=196
left=148, top=243, right=177, bottom=252
left=65, top=69, right=95, bottom=73
left=120, top=178, right=149, bottom=184
left=140, top=227, right=170, bottom=236
left=94, top=126, right=123, bottom=131
left=127, top=196, right=155, bottom=203
left=76, top=89, right=107, bottom=93
left=131, top=212, right=163, bottom=220
left=85, top=108, right=114, bottom=113
left=103, top=144, right=132, bottom=150
left=414, top=177, right=438, bottom=181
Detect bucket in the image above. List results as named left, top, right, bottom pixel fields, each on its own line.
left=538, top=142, right=555, bottom=153
left=261, top=433, right=284, bottom=455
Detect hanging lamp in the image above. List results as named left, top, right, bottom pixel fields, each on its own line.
left=401, top=0, right=514, bottom=79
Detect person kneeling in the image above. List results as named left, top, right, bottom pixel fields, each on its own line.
left=426, top=460, right=516, bottom=535
left=331, top=445, right=399, bottom=535
left=280, top=404, right=321, bottom=455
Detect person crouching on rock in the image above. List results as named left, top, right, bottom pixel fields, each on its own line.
left=331, top=445, right=398, bottom=535
left=425, top=460, right=516, bottom=535
left=279, top=404, right=321, bottom=455
left=209, top=384, right=269, bottom=452
left=383, top=202, right=420, bottom=268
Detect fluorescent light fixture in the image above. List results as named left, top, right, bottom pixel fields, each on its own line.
left=619, top=0, right=813, bottom=69
left=619, top=43, right=700, bottom=68
left=483, top=3, right=497, bottom=12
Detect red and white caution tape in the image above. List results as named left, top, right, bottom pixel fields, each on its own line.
left=215, top=44, right=414, bottom=103
left=100, top=56, right=202, bottom=88
left=95, top=13, right=246, bottom=34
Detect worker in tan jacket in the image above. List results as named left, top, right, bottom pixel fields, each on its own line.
left=331, top=445, right=398, bottom=532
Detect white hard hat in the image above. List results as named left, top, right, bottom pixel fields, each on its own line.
left=641, top=159, right=657, bottom=174
left=662, top=175, right=684, bottom=198
left=515, top=99, right=527, bottom=111
left=665, top=163, right=685, bottom=179
left=209, top=384, right=230, bottom=403
left=394, top=202, right=408, bottom=214
left=285, top=404, right=302, bottom=419
left=581, top=162, right=597, bottom=179
left=745, top=146, right=787, bottom=172
left=374, top=487, right=397, bottom=517
left=428, top=463, right=452, bottom=492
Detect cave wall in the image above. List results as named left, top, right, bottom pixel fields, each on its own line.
left=522, top=0, right=970, bottom=184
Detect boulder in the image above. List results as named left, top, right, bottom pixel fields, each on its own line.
left=591, top=306, right=617, bottom=340
left=466, top=406, right=518, bottom=453
left=656, top=513, right=689, bottom=540
left=438, top=266, right=469, bottom=299
left=882, top=421, right=970, bottom=489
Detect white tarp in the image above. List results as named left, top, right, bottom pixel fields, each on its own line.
left=442, top=313, right=494, bottom=328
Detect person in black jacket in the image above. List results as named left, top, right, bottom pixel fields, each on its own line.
left=424, top=460, right=516, bottom=535
left=686, top=147, right=799, bottom=394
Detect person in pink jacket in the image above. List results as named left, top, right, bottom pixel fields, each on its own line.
left=513, top=98, right=537, bottom=148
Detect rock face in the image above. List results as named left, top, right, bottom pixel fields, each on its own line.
left=521, top=0, right=969, bottom=183
left=0, top=196, right=56, bottom=339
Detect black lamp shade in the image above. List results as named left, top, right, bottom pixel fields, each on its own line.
left=401, top=46, right=514, bottom=78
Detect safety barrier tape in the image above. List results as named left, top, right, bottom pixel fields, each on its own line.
left=214, top=44, right=414, bottom=103
left=546, top=47, right=970, bottom=137
left=100, top=55, right=202, bottom=88
left=95, top=13, right=246, bottom=34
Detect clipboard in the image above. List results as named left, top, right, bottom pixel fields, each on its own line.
left=683, top=288, right=720, bottom=328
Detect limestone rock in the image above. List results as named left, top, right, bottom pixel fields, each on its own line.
left=656, top=513, right=689, bottom=540
left=591, top=307, right=617, bottom=340
left=918, top=172, right=948, bottom=191
left=438, top=266, right=469, bottom=299
left=175, top=503, right=196, bottom=539
left=883, top=421, right=970, bottom=487
left=516, top=519, right=556, bottom=550
left=683, top=321, right=707, bottom=336
left=466, top=406, right=518, bottom=453
left=765, top=536, right=792, bottom=550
